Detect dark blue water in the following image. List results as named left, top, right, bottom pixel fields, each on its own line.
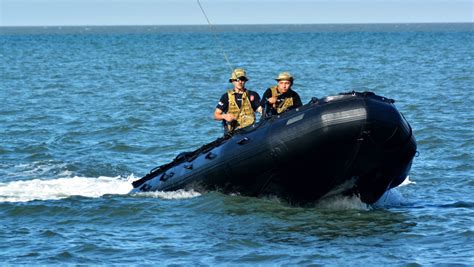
left=1, top=24, right=473, bottom=265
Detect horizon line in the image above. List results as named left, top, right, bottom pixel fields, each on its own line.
left=1, top=22, right=473, bottom=28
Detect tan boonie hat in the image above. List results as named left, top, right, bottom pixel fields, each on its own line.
left=275, top=71, right=294, bottom=81
left=229, top=68, right=248, bottom=82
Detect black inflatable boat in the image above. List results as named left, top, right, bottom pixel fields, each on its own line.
left=130, top=91, right=417, bottom=205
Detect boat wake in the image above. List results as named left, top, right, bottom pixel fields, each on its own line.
left=0, top=176, right=133, bottom=203
left=314, top=176, right=415, bottom=210
left=1, top=174, right=414, bottom=208
left=314, top=194, right=372, bottom=210
left=132, top=189, right=202, bottom=199
left=313, top=188, right=410, bottom=211
left=0, top=175, right=203, bottom=203
left=372, top=176, right=415, bottom=208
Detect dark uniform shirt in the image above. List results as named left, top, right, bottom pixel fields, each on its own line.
left=260, top=88, right=302, bottom=116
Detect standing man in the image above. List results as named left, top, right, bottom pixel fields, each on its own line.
left=261, top=71, right=302, bottom=116
left=214, top=68, right=262, bottom=134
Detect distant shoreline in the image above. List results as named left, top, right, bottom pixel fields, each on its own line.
left=1, top=22, right=472, bottom=35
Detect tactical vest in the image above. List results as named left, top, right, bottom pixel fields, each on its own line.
left=270, top=86, right=294, bottom=114
left=226, top=89, right=256, bottom=132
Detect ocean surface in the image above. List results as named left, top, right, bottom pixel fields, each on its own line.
left=1, top=23, right=473, bottom=265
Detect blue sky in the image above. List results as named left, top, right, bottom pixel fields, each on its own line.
left=1, top=0, right=473, bottom=26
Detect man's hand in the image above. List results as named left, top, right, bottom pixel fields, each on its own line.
left=223, top=113, right=236, bottom=122
left=268, top=96, right=278, bottom=105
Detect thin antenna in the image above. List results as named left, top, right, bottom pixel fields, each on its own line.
left=197, top=0, right=234, bottom=73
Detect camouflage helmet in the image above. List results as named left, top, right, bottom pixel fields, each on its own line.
left=229, top=68, right=248, bottom=82
left=275, top=71, right=294, bottom=81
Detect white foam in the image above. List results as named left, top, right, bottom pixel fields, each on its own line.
left=133, top=189, right=201, bottom=200
left=315, top=194, right=372, bottom=210
left=0, top=176, right=134, bottom=203
left=372, top=176, right=414, bottom=208
left=372, top=188, right=407, bottom=208
left=314, top=176, right=415, bottom=210
left=400, top=175, right=416, bottom=186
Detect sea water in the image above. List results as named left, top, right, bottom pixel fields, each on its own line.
left=1, top=24, right=473, bottom=265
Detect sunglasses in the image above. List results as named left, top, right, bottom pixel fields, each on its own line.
left=232, top=77, right=248, bottom=82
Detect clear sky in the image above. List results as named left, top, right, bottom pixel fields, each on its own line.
left=1, top=0, right=473, bottom=27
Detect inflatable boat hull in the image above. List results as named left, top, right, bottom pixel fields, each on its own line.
left=131, top=92, right=417, bottom=205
